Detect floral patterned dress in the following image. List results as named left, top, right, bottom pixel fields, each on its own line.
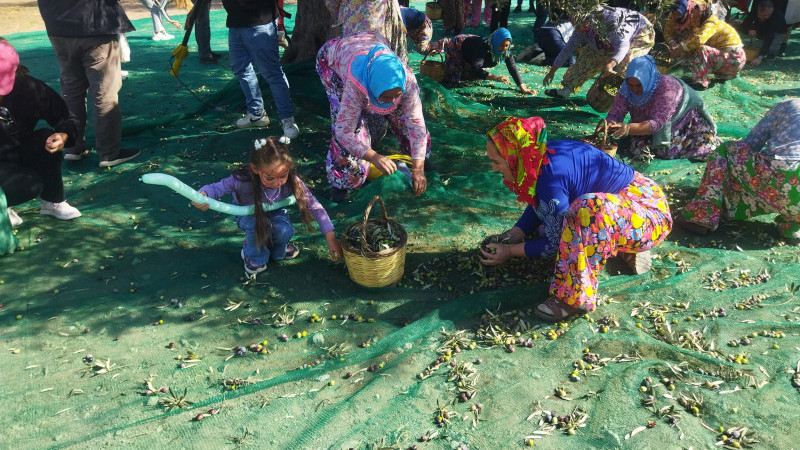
left=326, top=0, right=408, bottom=62
left=680, top=16, right=745, bottom=88
left=682, top=99, right=800, bottom=239
left=607, top=75, right=720, bottom=161
left=315, top=32, right=430, bottom=190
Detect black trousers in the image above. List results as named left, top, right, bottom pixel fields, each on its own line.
left=490, top=4, right=510, bottom=31
left=0, top=129, right=65, bottom=206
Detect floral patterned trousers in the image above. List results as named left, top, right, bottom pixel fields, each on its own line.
left=688, top=46, right=746, bottom=88
left=550, top=172, right=673, bottom=310
left=682, top=141, right=800, bottom=239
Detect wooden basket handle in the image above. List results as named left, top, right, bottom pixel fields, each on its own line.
left=593, top=118, right=610, bottom=148
left=360, top=195, right=390, bottom=250
left=421, top=50, right=444, bottom=64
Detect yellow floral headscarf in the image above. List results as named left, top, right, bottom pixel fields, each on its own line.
left=487, top=116, right=553, bottom=206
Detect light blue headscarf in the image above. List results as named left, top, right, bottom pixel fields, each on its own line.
left=619, top=55, right=661, bottom=108
left=350, top=45, right=407, bottom=112
left=487, top=27, right=512, bottom=62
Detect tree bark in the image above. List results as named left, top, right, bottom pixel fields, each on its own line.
left=281, top=0, right=339, bottom=64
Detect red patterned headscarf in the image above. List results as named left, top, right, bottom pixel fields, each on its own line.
left=487, top=117, right=553, bottom=206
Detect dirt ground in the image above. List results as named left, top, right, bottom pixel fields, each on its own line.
left=1, top=0, right=225, bottom=35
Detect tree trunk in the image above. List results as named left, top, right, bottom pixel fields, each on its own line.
left=281, top=0, right=339, bottom=64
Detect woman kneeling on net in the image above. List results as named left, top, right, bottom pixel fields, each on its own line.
left=606, top=55, right=719, bottom=162
left=676, top=98, right=800, bottom=241
left=479, top=117, right=672, bottom=322
left=430, top=28, right=535, bottom=94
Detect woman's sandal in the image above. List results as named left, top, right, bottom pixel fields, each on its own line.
left=534, top=297, right=584, bottom=322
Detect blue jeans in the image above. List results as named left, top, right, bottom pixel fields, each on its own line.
left=192, top=0, right=212, bottom=59
left=235, top=208, right=294, bottom=266
left=228, top=23, right=294, bottom=120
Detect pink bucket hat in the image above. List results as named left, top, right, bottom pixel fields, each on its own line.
left=0, top=40, right=20, bottom=96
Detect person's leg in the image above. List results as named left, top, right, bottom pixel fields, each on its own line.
left=559, top=46, right=606, bottom=94
left=228, top=27, right=264, bottom=117
left=0, top=162, right=43, bottom=207
left=49, top=36, right=89, bottom=156
left=514, top=0, right=523, bottom=13
left=236, top=214, right=271, bottom=267
left=247, top=22, right=294, bottom=121
left=688, top=45, right=718, bottom=88
left=490, top=6, right=500, bottom=31
left=549, top=173, right=671, bottom=311
left=84, top=35, right=124, bottom=162
left=20, top=130, right=65, bottom=203
left=483, top=0, right=492, bottom=24
left=713, top=48, right=746, bottom=80
left=139, top=0, right=167, bottom=34
left=469, top=0, right=481, bottom=25
left=499, top=4, right=510, bottom=28
left=192, top=0, right=213, bottom=59
left=267, top=209, right=295, bottom=261
left=769, top=33, right=786, bottom=57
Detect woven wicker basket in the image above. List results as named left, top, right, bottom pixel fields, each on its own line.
left=586, top=74, right=623, bottom=113
left=743, top=46, right=760, bottom=62
left=419, top=52, right=445, bottom=82
left=342, top=196, right=408, bottom=288
left=426, top=2, right=443, bottom=20
left=582, top=119, right=618, bottom=158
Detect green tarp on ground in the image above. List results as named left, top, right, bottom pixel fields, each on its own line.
left=2, top=2, right=800, bottom=449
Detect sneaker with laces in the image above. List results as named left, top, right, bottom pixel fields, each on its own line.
left=40, top=200, right=81, bottom=220
left=236, top=111, right=270, bottom=128
left=7, top=207, right=22, bottom=227
left=241, top=249, right=267, bottom=275
left=63, top=147, right=89, bottom=161
left=281, top=118, right=300, bottom=138
left=99, top=148, right=141, bottom=168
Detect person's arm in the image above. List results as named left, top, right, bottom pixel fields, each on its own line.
left=551, top=29, right=582, bottom=69
left=197, top=174, right=238, bottom=200
left=606, top=94, right=629, bottom=125
left=663, top=15, right=676, bottom=43
left=504, top=55, right=532, bottom=93
left=399, top=78, right=429, bottom=196
left=683, top=17, right=720, bottom=52
left=333, top=82, right=373, bottom=159
left=514, top=205, right=543, bottom=236
left=35, top=77, right=77, bottom=148
left=296, top=178, right=343, bottom=260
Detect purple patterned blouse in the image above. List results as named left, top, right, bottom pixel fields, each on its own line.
left=607, top=74, right=683, bottom=134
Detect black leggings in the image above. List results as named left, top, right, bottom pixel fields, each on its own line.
left=490, top=4, right=510, bottom=31
left=0, top=129, right=65, bottom=206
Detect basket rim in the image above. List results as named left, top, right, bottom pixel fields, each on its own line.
left=341, top=218, right=408, bottom=259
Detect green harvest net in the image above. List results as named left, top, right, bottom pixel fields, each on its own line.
left=2, top=2, right=800, bottom=449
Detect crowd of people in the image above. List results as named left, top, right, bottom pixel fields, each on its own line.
left=1, top=0, right=798, bottom=322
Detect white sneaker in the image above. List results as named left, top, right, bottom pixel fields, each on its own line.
left=281, top=117, right=300, bottom=139
left=40, top=200, right=82, bottom=220
left=120, top=70, right=129, bottom=81
left=7, top=208, right=22, bottom=227
left=152, top=31, right=174, bottom=41
left=236, top=111, right=270, bottom=128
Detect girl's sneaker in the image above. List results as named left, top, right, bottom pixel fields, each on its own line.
left=40, top=200, right=81, bottom=220
left=241, top=250, right=267, bottom=275
left=7, top=207, right=22, bottom=227
left=284, top=243, right=300, bottom=260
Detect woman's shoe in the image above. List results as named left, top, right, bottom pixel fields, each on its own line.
left=534, top=297, right=585, bottom=322
left=674, top=214, right=712, bottom=235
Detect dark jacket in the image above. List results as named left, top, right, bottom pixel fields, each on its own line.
left=38, top=0, right=134, bottom=37
left=0, top=71, right=77, bottom=160
left=742, top=10, right=787, bottom=56
left=222, top=0, right=278, bottom=28
left=461, top=35, right=523, bottom=86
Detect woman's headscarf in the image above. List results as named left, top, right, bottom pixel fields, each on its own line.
left=487, top=117, right=554, bottom=206
left=350, top=44, right=407, bottom=113
left=486, top=27, right=512, bottom=62
left=619, top=55, right=661, bottom=108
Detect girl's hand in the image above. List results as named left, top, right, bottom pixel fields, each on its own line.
left=325, top=231, right=343, bottom=261
left=479, top=243, right=512, bottom=266
left=44, top=132, right=68, bottom=153
left=191, top=191, right=210, bottom=211
left=168, top=19, right=183, bottom=29
left=543, top=67, right=558, bottom=86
